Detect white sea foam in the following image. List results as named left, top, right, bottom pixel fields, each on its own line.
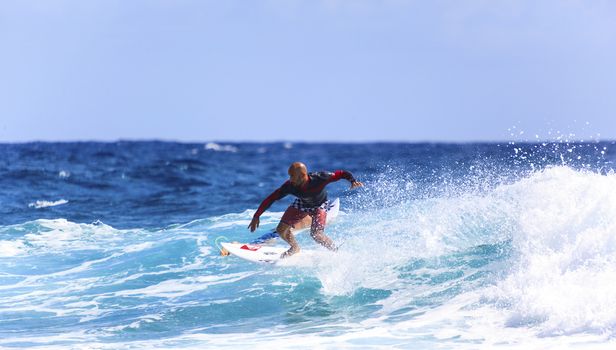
left=28, top=199, right=68, bottom=209
left=482, top=167, right=616, bottom=336
left=113, top=272, right=255, bottom=299
left=299, top=184, right=515, bottom=296
left=3, top=316, right=611, bottom=350
left=18, top=219, right=121, bottom=252
left=1, top=220, right=86, bottom=256
left=123, top=242, right=154, bottom=253
left=293, top=166, right=616, bottom=342
left=0, top=240, right=26, bottom=257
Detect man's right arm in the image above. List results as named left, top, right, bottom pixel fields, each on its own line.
left=248, top=182, right=290, bottom=232
left=254, top=187, right=285, bottom=218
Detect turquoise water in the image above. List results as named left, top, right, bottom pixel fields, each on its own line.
left=1, top=142, right=615, bottom=348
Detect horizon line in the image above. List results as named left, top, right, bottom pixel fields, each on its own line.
left=0, top=138, right=613, bottom=145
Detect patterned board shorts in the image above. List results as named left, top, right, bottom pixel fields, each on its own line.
left=281, top=199, right=329, bottom=231
left=290, top=198, right=330, bottom=212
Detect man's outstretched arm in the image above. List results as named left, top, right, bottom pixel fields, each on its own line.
left=328, top=170, right=364, bottom=189
left=248, top=184, right=289, bottom=232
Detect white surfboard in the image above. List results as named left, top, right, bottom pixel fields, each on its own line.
left=221, top=198, right=341, bottom=264
left=220, top=242, right=288, bottom=264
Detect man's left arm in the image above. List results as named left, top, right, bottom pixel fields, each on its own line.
left=328, top=170, right=364, bottom=189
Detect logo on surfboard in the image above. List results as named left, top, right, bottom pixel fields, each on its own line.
left=240, top=244, right=261, bottom=251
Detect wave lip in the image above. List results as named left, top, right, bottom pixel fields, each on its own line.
left=477, top=167, right=616, bottom=338
left=28, top=199, right=69, bottom=209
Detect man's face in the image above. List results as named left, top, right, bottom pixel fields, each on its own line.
left=289, top=168, right=308, bottom=186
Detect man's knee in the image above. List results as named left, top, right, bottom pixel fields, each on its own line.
left=297, top=216, right=312, bottom=230
left=276, top=222, right=292, bottom=236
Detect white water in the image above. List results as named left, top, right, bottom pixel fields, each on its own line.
left=2, top=166, right=616, bottom=348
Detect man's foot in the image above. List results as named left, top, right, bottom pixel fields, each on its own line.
left=220, top=241, right=239, bottom=256
left=280, top=247, right=300, bottom=259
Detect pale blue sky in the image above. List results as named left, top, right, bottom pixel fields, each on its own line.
left=1, top=0, right=615, bottom=142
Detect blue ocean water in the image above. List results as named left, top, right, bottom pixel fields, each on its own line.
left=1, top=141, right=615, bottom=348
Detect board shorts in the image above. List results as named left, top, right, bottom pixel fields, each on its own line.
left=280, top=199, right=328, bottom=231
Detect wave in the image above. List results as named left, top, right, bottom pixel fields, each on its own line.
left=483, top=167, right=616, bottom=337
left=1, top=166, right=616, bottom=347
left=288, top=166, right=616, bottom=340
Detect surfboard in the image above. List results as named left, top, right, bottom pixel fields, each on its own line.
left=221, top=198, right=341, bottom=264
left=220, top=242, right=288, bottom=264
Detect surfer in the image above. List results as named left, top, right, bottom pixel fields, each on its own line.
left=219, top=198, right=339, bottom=256
left=220, top=213, right=312, bottom=256
left=248, top=162, right=363, bottom=258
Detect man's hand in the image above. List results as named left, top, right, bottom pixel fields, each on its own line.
left=350, top=180, right=364, bottom=189
left=248, top=216, right=260, bottom=232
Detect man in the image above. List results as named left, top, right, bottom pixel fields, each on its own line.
left=219, top=199, right=338, bottom=256
left=248, top=162, right=363, bottom=258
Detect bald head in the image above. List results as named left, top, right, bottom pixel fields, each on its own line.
left=288, top=162, right=308, bottom=186
left=288, top=162, right=307, bottom=175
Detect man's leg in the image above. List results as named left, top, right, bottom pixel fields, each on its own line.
left=250, top=216, right=311, bottom=246
left=295, top=215, right=313, bottom=231
left=309, top=209, right=336, bottom=250
left=276, top=222, right=300, bottom=257
left=278, top=206, right=309, bottom=258
left=223, top=209, right=314, bottom=257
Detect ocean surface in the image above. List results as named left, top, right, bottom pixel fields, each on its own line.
left=1, top=141, right=615, bottom=349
